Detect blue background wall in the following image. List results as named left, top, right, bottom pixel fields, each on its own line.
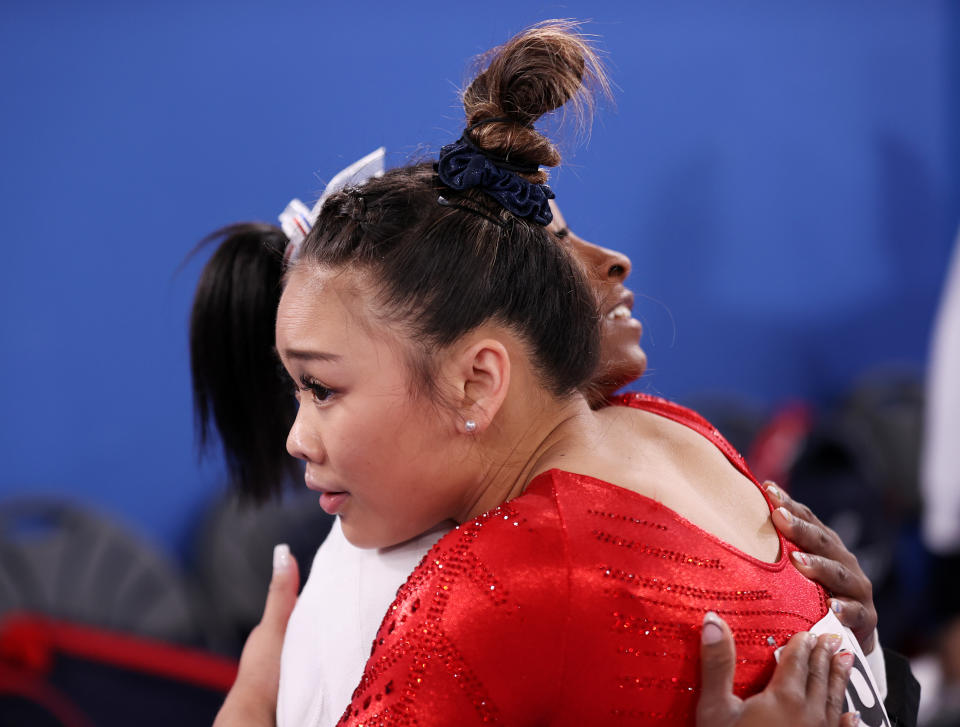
left=1, top=1, right=957, bottom=559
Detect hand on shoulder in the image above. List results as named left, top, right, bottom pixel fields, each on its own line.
left=766, top=482, right=878, bottom=654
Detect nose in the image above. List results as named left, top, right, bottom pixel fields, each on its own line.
left=573, top=234, right=632, bottom=283
left=601, top=245, right=631, bottom=282
left=286, top=403, right=324, bottom=464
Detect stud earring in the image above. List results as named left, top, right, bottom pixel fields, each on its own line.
left=464, top=420, right=477, bottom=434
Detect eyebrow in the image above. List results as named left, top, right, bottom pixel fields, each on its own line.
left=279, top=348, right=342, bottom=362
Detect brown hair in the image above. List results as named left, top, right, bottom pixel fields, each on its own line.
left=462, top=19, right=609, bottom=184
left=299, top=20, right=609, bottom=399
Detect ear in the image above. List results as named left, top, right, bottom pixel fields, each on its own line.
left=448, top=338, right=511, bottom=434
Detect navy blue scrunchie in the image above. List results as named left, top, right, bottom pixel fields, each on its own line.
left=435, top=134, right=555, bottom=226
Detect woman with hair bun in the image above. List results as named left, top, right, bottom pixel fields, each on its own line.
left=197, top=203, right=879, bottom=727
left=203, top=20, right=888, bottom=727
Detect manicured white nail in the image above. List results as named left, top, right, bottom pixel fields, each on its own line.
left=702, top=611, right=723, bottom=645
left=273, top=543, right=291, bottom=573
left=791, top=550, right=810, bottom=567
left=776, top=506, right=793, bottom=524
left=765, top=483, right=782, bottom=501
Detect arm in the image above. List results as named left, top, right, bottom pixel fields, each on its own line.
left=213, top=544, right=299, bottom=727
left=697, top=611, right=860, bottom=727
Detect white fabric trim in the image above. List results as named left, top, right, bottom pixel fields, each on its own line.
left=865, top=629, right=888, bottom=702
left=277, top=518, right=450, bottom=727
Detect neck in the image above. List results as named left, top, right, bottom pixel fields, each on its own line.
left=453, top=389, right=596, bottom=523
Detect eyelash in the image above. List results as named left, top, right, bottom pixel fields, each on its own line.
left=296, top=375, right=336, bottom=406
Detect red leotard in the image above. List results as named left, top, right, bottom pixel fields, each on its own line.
left=339, top=393, right=829, bottom=726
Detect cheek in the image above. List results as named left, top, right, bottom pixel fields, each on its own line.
left=335, top=395, right=445, bottom=475
left=326, top=414, right=394, bottom=478
left=361, top=401, right=418, bottom=452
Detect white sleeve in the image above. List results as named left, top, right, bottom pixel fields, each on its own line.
left=278, top=519, right=452, bottom=727
left=278, top=521, right=357, bottom=727
left=864, top=629, right=887, bottom=702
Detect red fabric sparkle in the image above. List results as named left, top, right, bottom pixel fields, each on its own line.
left=339, top=394, right=828, bottom=725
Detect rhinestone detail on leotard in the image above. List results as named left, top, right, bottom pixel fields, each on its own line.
left=337, top=393, right=827, bottom=726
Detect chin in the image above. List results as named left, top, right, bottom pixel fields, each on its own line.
left=340, top=518, right=390, bottom=550
left=341, top=516, right=427, bottom=551
left=597, top=348, right=647, bottom=390
left=630, top=349, right=648, bottom=380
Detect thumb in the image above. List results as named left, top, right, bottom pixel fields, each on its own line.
left=261, top=543, right=300, bottom=633
left=839, top=711, right=861, bottom=727
left=696, top=611, right=739, bottom=727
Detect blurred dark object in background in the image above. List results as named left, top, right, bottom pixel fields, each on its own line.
left=840, top=372, right=925, bottom=519
left=682, top=395, right=768, bottom=458
left=0, top=491, right=333, bottom=723
left=930, top=553, right=960, bottom=627
left=747, top=401, right=814, bottom=490
left=787, top=371, right=926, bottom=652
left=0, top=499, right=203, bottom=644
left=0, top=498, right=229, bottom=724
left=918, top=616, right=960, bottom=727
left=190, top=487, right=334, bottom=657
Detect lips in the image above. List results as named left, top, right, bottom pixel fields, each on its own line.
left=318, top=491, right=348, bottom=515
left=304, top=470, right=349, bottom=515
left=605, top=290, right=635, bottom=322
left=606, top=303, right=632, bottom=321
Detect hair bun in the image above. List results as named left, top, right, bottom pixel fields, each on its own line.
left=461, top=20, right=609, bottom=180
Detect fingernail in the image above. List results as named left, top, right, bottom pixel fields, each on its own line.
left=838, top=652, right=855, bottom=673
left=776, top=506, right=793, bottom=524
left=825, top=634, right=842, bottom=652
left=702, top=611, right=724, bottom=644
left=851, top=709, right=861, bottom=725
left=765, top=482, right=782, bottom=501
left=831, top=599, right=843, bottom=615
left=273, top=543, right=291, bottom=573
left=805, top=631, right=817, bottom=647
left=791, top=550, right=810, bottom=567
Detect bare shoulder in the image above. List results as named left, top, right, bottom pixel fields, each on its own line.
left=582, top=405, right=706, bottom=491
left=567, top=405, right=781, bottom=563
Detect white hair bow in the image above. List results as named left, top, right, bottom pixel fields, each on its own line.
left=278, top=146, right=386, bottom=262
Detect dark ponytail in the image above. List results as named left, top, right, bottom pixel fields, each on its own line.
left=189, top=223, right=299, bottom=502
